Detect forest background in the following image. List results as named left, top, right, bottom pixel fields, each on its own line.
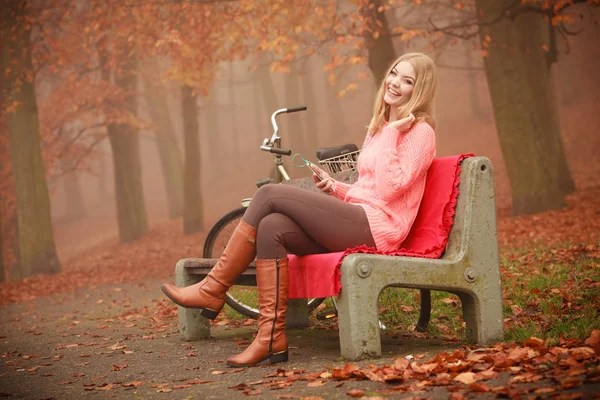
left=1, top=0, right=599, bottom=283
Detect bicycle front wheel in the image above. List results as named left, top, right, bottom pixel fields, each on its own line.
left=203, top=205, right=325, bottom=319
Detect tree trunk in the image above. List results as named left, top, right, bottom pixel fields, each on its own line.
left=251, top=72, right=264, bottom=144
left=60, top=127, right=87, bottom=222
left=0, top=190, right=4, bottom=282
left=256, top=58, right=283, bottom=181
left=143, top=67, right=184, bottom=219
left=1, top=0, right=60, bottom=278
left=181, top=85, right=204, bottom=234
left=302, top=59, right=320, bottom=149
left=319, top=54, right=349, bottom=142
left=283, top=64, right=308, bottom=162
left=546, top=60, right=575, bottom=195
left=106, top=56, right=148, bottom=243
left=64, top=171, right=87, bottom=222
left=475, top=0, right=568, bottom=215
left=363, top=0, right=397, bottom=85
left=228, top=63, right=240, bottom=161
left=0, top=120, right=20, bottom=282
left=466, top=54, right=487, bottom=121
left=203, top=83, right=221, bottom=167
left=97, top=144, right=110, bottom=205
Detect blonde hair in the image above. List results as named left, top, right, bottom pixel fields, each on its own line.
left=368, top=52, right=438, bottom=135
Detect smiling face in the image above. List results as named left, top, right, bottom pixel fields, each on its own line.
left=383, top=61, right=416, bottom=108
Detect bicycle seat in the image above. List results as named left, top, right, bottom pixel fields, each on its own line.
left=316, top=144, right=359, bottom=161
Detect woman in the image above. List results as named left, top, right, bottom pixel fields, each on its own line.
left=161, top=52, right=438, bottom=367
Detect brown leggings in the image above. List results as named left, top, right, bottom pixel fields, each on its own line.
left=242, top=184, right=376, bottom=259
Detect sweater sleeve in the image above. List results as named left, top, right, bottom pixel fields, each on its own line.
left=374, top=123, right=436, bottom=201
left=332, top=179, right=352, bottom=198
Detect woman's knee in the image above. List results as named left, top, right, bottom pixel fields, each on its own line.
left=256, top=213, right=287, bottom=243
left=253, top=184, right=290, bottom=203
left=256, top=213, right=290, bottom=259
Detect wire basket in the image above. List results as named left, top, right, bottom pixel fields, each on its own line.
left=318, top=150, right=361, bottom=174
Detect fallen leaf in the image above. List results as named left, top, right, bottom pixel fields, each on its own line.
left=172, top=384, right=191, bottom=389
left=468, top=382, right=490, bottom=392
left=454, top=372, right=477, bottom=385
left=523, top=337, right=545, bottom=349
left=121, top=381, right=143, bottom=387
left=188, top=379, right=212, bottom=385
left=111, top=363, right=128, bottom=371
left=560, top=377, right=582, bottom=389
left=95, top=384, right=114, bottom=391
left=347, top=389, right=365, bottom=397
left=584, top=329, right=600, bottom=348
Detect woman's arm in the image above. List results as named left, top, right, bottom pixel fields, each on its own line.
left=331, top=179, right=351, bottom=198
left=375, top=123, right=436, bottom=201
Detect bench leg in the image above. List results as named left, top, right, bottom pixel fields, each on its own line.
left=457, top=291, right=504, bottom=344
left=415, top=289, right=431, bottom=332
left=175, top=260, right=211, bottom=341
left=337, top=277, right=382, bottom=360
left=286, top=299, right=309, bottom=329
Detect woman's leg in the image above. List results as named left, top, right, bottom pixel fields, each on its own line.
left=243, top=184, right=376, bottom=252
left=160, top=220, right=257, bottom=318
left=255, top=213, right=329, bottom=259
left=227, top=183, right=376, bottom=367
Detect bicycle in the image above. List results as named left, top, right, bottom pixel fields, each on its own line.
left=203, top=106, right=361, bottom=319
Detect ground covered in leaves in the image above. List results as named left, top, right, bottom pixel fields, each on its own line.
left=1, top=185, right=599, bottom=398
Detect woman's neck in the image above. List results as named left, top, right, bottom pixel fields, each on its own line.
left=386, top=106, right=397, bottom=123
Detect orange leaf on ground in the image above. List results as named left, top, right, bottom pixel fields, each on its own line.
left=584, top=330, right=600, bottom=348
left=172, top=384, right=191, bottom=389
left=468, top=382, right=490, bottom=392
left=523, top=337, right=545, bottom=349
left=347, top=389, right=365, bottom=397
left=95, top=384, right=114, bottom=391
left=188, top=379, right=212, bottom=385
left=454, top=372, right=477, bottom=385
left=121, top=381, right=143, bottom=387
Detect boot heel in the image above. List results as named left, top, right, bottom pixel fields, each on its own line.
left=269, top=350, right=288, bottom=364
left=200, top=308, right=219, bottom=320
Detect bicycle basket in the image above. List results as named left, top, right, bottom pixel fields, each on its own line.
left=316, top=143, right=361, bottom=174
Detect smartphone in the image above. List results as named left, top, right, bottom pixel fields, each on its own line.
left=305, top=160, right=335, bottom=194
left=305, top=160, right=325, bottom=181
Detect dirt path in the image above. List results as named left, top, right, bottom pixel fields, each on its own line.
left=2, top=277, right=598, bottom=399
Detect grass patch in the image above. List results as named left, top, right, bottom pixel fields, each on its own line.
left=218, top=243, right=598, bottom=345
left=374, top=243, right=599, bottom=344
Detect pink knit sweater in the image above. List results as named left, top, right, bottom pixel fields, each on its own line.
left=332, top=122, right=436, bottom=252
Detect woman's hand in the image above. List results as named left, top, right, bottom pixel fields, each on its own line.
left=388, top=112, right=415, bottom=133
left=312, top=168, right=336, bottom=194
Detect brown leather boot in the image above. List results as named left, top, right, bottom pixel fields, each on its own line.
left=161, top=220, right=257, bottom=320
left=226, top=258, right=289, bottom=367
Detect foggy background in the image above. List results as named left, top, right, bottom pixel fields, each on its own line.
left=2, top=0, right=599, bottom=275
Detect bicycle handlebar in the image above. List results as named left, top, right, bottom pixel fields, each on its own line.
left=286, top=105, right=307, bottom=113
left=260, top=145, right=292, bottom=156
left=262, top=105, right=307, bottom=156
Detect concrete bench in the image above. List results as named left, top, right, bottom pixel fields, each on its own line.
left=174, top=156, right=503, bottom=359
left=336, top=156, right=503, bottom=359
